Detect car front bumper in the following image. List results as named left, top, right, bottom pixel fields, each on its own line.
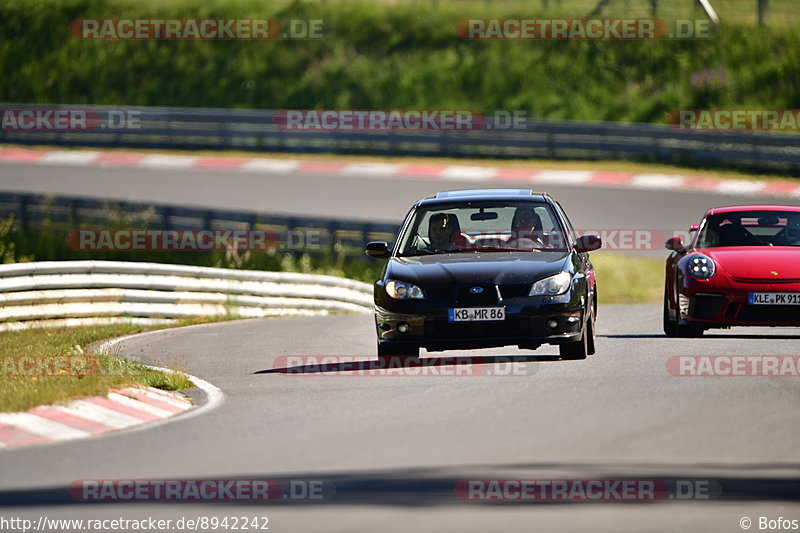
left=678, top=282, right=800, bottom=327
left=374, top=296, right=587, bottom=351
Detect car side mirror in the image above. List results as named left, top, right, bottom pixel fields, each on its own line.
left=365, top=241, right=389, bottom=259
left=665, top=236, right=685, bottom=253
left=575, top=234, right=602, bottom=252
left=689, top=224, right=699, bottom=233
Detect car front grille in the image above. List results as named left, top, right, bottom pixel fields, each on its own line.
left=456, top=284, right=498, bottom=305
left=737, top=305, right=800, bottom=322
left=724, top=302, right=741, bottom=319
left=423, top=283, right=534, bottom=305
left=424, top=286, right=455, bottom=303
left=424, top=318, right=532, bottom=339
left=689, top=293, right=724, bottom=319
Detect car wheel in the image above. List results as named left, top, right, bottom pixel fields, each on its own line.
left=559, top=310, right=590, bottom=360
left=586, top=308, right=596, bottom=356
left=377, top=342, right=419, bottom=360
left=665, top=282, right=704, bottom=337
left=663, top=287, right=678, bottom=337
left=675, top=322, right=704, bottom=338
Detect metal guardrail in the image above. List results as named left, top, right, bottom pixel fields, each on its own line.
left=1, top=104, right=799, bottom=173
left=0, top=192, right=400, bottom=256
left=0, top=261, right=374, bottom=331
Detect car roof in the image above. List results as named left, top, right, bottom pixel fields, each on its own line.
left=705, top=205, right=800, bottom=216
left=416, top=189, right=553, bottom=207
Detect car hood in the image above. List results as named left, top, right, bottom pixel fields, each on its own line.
left=386, top=251, right=571, bottom=285
left=700, top=247, right=800, bottom=279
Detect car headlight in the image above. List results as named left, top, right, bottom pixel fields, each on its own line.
left=385, top=280, right=425, bottom=300
left=688, top=254, right=715, bottom=280
left=530, top=272, right=572, bottom=296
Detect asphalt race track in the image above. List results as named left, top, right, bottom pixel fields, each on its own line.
left=0, top=160, right=777, bottom=226
left=1, top=161, right=800, bottom=532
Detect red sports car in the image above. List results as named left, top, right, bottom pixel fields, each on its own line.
left=663, top=205, right=800, bottom=337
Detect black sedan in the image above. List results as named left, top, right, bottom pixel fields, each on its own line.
left=365, top=189, right=601, bottom=360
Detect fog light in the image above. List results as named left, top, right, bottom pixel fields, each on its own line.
left=546, top=319, right=559, bottom=330
left=397, top=322, right=410, bottom=333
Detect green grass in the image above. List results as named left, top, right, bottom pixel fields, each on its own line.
left=592, top=251, right=663, bottom=304
left=0, top=323, right=196, bottom=413
left=1, top=0, right=798, bottom=125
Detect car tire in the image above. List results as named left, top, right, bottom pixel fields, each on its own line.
left=675, top=323, right=704, bottom=338
left=664, top=286, right=704, bottom=338
left=663, top=287, right=678, bottom=337
left=586, top=309, right=596, bottom=356
left=560, top=309, right=592, bottom=360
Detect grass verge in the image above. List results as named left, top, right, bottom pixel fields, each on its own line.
left=0, top=322, right=200, bottom=413
left=592, top=252, right=663, bottom=305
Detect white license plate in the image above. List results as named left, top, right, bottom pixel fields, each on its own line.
left=748, top=292, right=800, bottom=305
left=448, top=307, right=506, bottom=321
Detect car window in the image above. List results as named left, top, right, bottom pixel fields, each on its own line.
left=697, top=211, right=800, bottom=247
left=396, top=202, right=567, bottom=256
left=555, top=201, right=578, bottom=245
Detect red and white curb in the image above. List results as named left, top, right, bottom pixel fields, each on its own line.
left=0, top=386, right=191, bottom=449
left=1, top=147, right=798, bottom=198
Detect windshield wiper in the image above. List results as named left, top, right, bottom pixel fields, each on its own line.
left=400, top=249, right=463, bottom=257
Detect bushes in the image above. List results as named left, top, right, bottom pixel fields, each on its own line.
left=1, top=0, right=798, bottom=124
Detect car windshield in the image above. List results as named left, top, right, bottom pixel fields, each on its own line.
left=396, top=202, right=567, bottom=256
left=696, top=210, right=800, bottom=248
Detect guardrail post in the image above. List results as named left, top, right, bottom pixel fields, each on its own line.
left=69, top=199, right=79, bottom=229
left=162, top=206, right=173, bottom=230
left=328, top=221, right=339, bottom=255
left=19, top=195, right=30, bottom=231
left=361, top=223, right=372, bottom=247
left=440, top=130, right=450, bottom=156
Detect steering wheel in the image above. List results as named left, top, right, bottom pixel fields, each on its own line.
left=505, top=237, right=544, bottom=250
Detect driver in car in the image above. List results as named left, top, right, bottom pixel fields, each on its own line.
left=506, top=207, right=545, bottom=250
left=422, top=213, right=462, bottom=252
